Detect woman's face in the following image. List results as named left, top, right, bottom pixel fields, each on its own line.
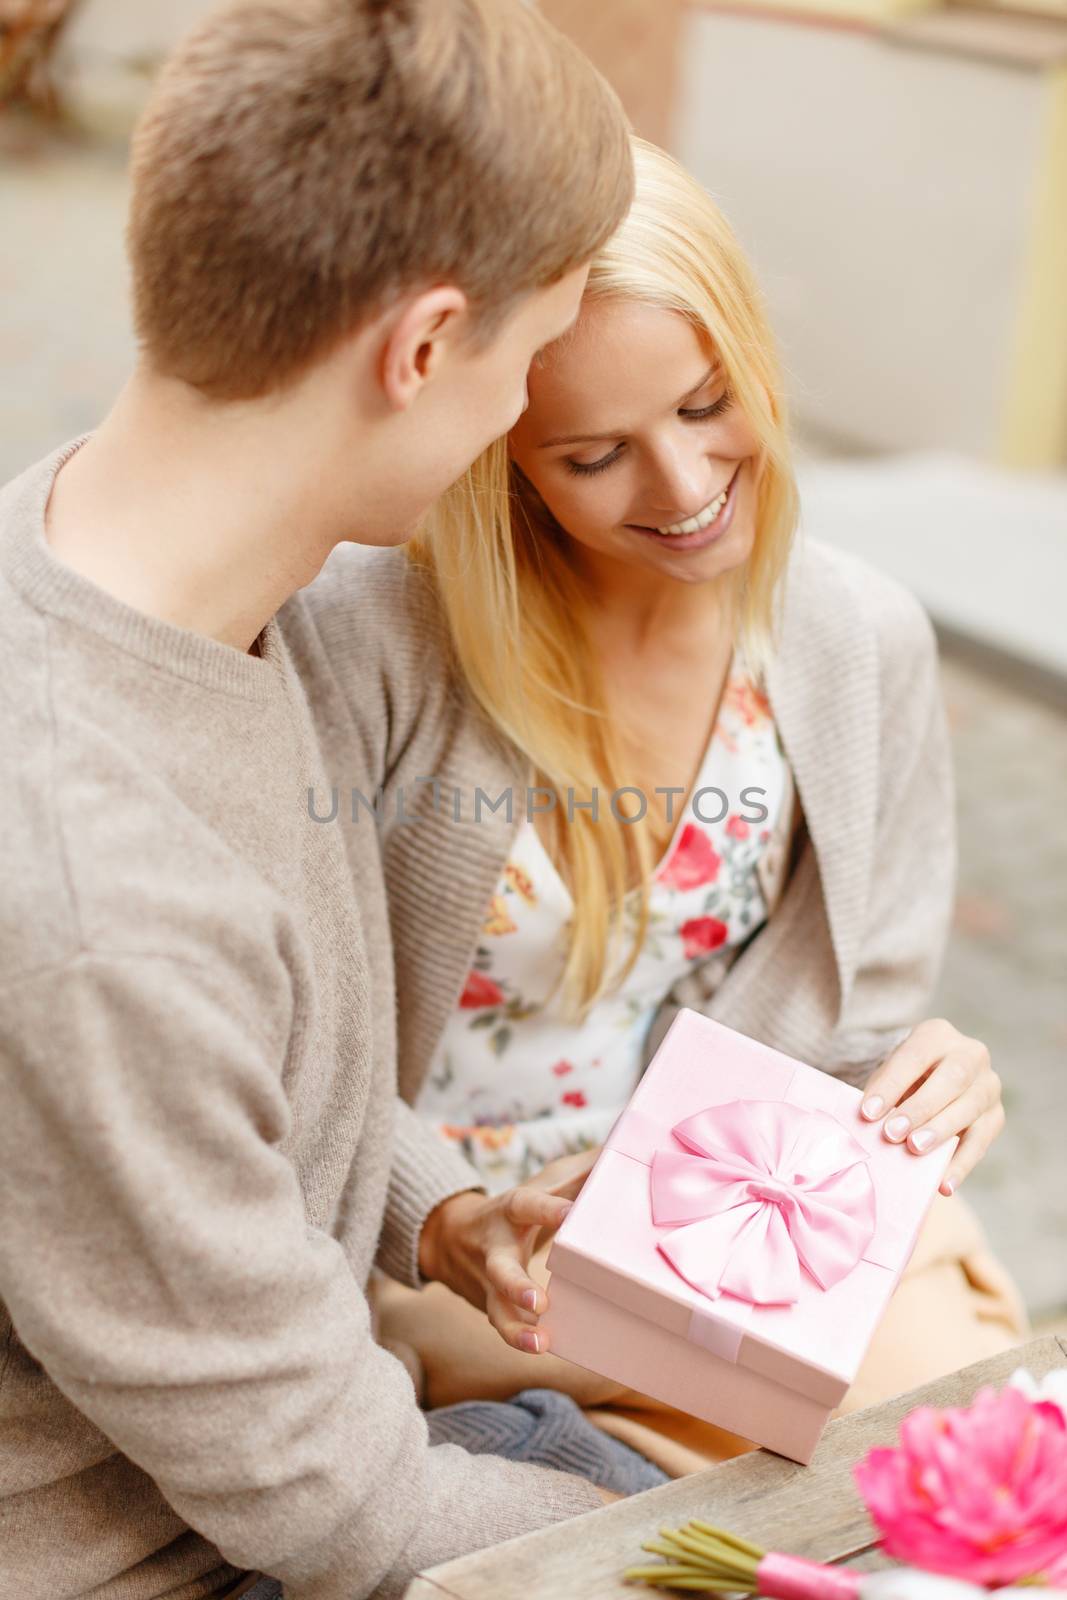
left=509, top=299, right=761, bottom=587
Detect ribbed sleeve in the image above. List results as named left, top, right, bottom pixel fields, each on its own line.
left=376, top=1101, right=485, bottom=1288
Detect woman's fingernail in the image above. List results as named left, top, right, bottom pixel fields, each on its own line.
left=909, top=1128, right=936, bottom=1153
left=519, top=1329, right=540, bottom=1355
left=861, top=1096, right=884, bottom=1120
left=941, top=1177, right=957, bottom=1196
left=884, top=1114, right=910, bottom=1142
left=521, top=1289, right=539, bottom=1312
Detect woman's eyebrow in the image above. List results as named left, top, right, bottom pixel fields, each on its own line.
left=536, top=363, right=719, bottom=449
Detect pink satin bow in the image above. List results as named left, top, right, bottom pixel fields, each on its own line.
left=650, top=1099, right=877, bottom=1306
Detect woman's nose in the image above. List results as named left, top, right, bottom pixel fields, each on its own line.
left=650, top=442, right=713, bottom=518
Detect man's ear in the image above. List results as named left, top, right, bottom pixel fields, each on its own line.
left=380, top=286, right=469, bottom=412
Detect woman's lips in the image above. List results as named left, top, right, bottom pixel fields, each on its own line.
left=626, top=465, right=741, bottom=552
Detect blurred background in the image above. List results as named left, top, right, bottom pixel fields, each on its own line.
left=2, top=0, right=1064, bottom=1333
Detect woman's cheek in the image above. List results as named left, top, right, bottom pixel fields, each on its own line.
left=532, top=468, right=630, bottom=546
left=561, top=480, right=628, bottom=539
left=542, top=478, right=592, bottom=533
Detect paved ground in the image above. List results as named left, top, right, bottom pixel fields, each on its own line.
left=936, top=654, right=1067, bottom=1321
left=3, top=119, right=1064, bottom=1323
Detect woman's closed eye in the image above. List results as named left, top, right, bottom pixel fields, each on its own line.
left=565, top=446, right=623, bottom=478
left=679, top=388, right=733, bottom=424
left=564, top=388, right=733, bottom=477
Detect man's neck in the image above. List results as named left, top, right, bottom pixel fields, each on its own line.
left=44, top=368, right=344, bottom=654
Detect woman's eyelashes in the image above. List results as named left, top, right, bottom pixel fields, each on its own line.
left=680, top=389, right=733, bottom=423
left=564, top=389, right=733, bottom=477
left=565, top=446, right=622, bottom=478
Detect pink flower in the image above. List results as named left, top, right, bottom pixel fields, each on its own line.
left=459, top=970, right=505, bottom=1009
left=658, top=824, right=721, bottom=890
left=725, top=814, right=750, bottom=840
left=561, top=1090, right=587, bottom=1109
left=552, top=1061, right=574, bottom=1077
left=680, top=915, right=729, bottom=960
left=855, top=1385, right=1067, bottom=1586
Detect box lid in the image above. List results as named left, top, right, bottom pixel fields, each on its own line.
left=548, top=1009, right=954, bottom=1405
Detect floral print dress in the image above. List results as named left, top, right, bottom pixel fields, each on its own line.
left=416, top=659, right=791, bottom=1192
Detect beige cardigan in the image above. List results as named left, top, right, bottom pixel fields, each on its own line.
left=305, top=532, right=956, bottom=1101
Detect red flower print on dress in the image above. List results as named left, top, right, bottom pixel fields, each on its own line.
left=459, top=970, right=505, bottom=1009
left=561, top=1089, right=587, bottom=1109
left=552, top=1061, right=574, bottom=1077
left=722, top=677, right=772, bottom=729
left=725, top=814, right=750, bottom=841
left=657, top=823, right=721, bottom=890
left=716, top=676, right=772, bottom=754
left=680, top=915, right=729, bottom=960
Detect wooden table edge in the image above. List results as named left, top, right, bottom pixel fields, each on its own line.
left=406, top=1334, right=1066, bottom=1600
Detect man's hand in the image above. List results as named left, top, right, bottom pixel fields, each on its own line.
left=417, top=1147, right=599, bottom=1354
left=859, top=1018, right=1004, bottom=1195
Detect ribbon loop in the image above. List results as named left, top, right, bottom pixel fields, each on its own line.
left=650, top=1099, right=876, bottom=1305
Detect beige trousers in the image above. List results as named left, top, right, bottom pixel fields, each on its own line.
left=375, top=1193, right=1029, bottom=1477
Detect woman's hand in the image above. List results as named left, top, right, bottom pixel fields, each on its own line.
left=859, top=1018, right=1004, bottom=1195
left=417, top=1147, right=600, bottom=1354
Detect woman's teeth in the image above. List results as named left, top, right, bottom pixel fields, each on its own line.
left=655, top=484, right=729, bottom=536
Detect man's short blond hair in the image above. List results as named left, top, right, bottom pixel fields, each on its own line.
left=127, top=0, right=633, bottom=400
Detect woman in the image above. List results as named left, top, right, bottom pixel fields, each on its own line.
left=310, top=139, right=1026, bottom=1473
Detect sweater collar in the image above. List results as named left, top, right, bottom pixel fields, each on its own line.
left=2, top=440, right=285, bottom=703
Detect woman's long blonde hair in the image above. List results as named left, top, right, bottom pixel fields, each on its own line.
left=411, top=139, right=798, bottom=1017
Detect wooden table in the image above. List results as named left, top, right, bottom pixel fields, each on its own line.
left=406, top=1334, right=1066, bottom=1600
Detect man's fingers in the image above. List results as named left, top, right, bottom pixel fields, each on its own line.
left=486, top=1294, right=550, bottom=1355
left=529, top=1147, right=600, bottom=1201
left=940, top=1105, right=1005, bottom=1194
left=486, top=1247, right=545, bottom=1316
left=503, top=1185, right=573, bottom=1233
left=544, top=1166, right=595, bottom=1203
left=859, top=1019, right=956, bottom=1120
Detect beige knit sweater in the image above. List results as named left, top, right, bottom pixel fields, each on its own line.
left=0, top=445, right=602, bottom=1600
left=301, top=531, right=956, bottom=1101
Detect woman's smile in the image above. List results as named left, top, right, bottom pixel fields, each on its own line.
left=626, top=463, right=742, bottom=552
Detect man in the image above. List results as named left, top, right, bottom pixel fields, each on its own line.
left=0, top=2, right=633, bottom=1596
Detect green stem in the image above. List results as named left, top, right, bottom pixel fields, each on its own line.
left=689, top=1523, right=766, bottom=1561
left=662, top=1527, right=757, bottom=1579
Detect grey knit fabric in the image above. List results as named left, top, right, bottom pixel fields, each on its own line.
left=427, top=1390, right=669, bottom=1494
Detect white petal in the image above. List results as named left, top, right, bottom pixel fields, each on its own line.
left=862, top=1571, right=985, bottom=1600
left=1007, top=1366, right=1067, bottom=1423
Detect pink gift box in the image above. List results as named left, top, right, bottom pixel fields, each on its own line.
left=545, top=1009, right=955, bottom=1463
